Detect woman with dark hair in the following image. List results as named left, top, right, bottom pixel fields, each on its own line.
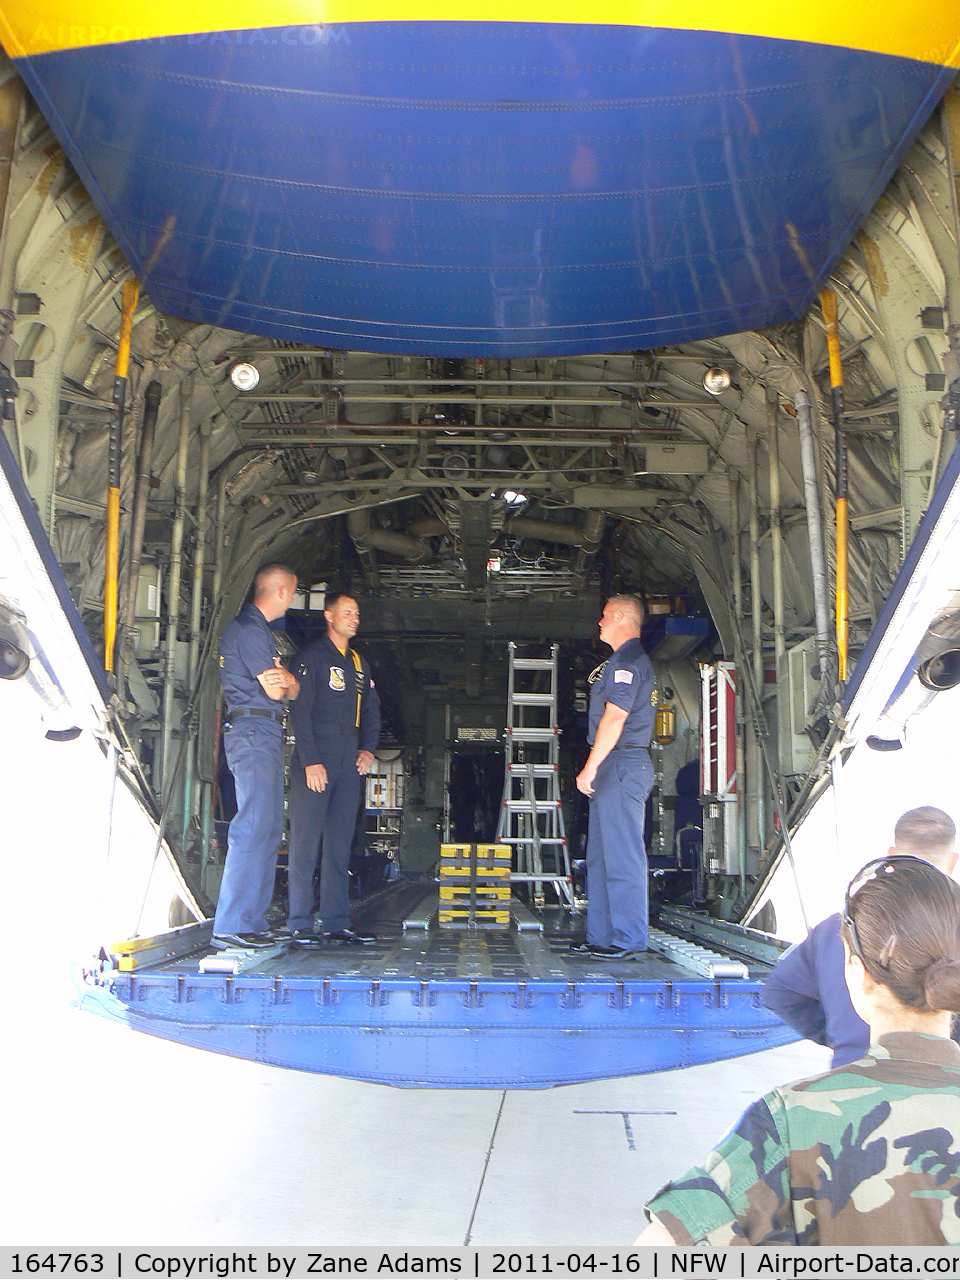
left=638, top=856, right=960, bottom=1245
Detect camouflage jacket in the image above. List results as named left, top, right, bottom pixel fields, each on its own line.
left=646, top=1032, right=960, bottom=1245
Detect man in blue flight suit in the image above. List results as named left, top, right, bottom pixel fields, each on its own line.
left=573, top=595, right=656, bottom=959
left=286, top=592, right=381, bottom=945
left=214, top=563, right=300, bottom=949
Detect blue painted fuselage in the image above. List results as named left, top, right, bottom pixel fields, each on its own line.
left=15, top=24, right=953, bottom=354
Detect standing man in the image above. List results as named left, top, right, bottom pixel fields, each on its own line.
left=214, top=563, right=300, bottom=949
left=573, top=595, right=656, bottom=959
left=762, top=805, right=958, bottom=1065
left=287, top=592, right=381, bottom=945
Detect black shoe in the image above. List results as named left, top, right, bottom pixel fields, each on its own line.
left=568, top=940, right=611, bottom=955
left=288, top=929, right=323, bottom=948
left=323, top=928, right=377, bottom=944
left=211, top=931, right=274, bottom=951
left=586, top=945, right=641, bottom=960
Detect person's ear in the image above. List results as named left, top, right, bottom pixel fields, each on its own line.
left=846, top=947, right=881, bottom=999
left=947, top=850, right=959, bottom=875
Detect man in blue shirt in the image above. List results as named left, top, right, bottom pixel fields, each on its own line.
left=762, top=806, right=957, bottom=1065
left=214, top=563, right=300, bottom=949
left=573, top=595, right=656, bottom=959
left=286, top=593, right=381, bottom=945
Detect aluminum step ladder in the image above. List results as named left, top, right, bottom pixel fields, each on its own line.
left=496, top=642, right=575, bottom=909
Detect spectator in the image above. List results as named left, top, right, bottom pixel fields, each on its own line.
left=639, top=855, right=960, bottom=1245
left=762, top=806, right=957, bottom=1066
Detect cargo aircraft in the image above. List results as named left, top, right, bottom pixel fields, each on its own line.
left=1, top=6, right=959, bottom=1085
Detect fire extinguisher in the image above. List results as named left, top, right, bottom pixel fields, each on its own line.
left=654, top=686, right=676, bottom=744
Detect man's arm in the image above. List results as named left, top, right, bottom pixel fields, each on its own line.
left=761, top=930, right=829, bottom=1045
left=288, top=652, right=322, bottom=764
left=576, top=702, right=629, bottom=795
left=256, top=656, right=300, bottom=701
left=357, top=666, right=381, bottom=774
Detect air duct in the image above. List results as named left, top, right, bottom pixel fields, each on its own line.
left=916, top=605, right=960, bottom=690
left=580, top=510, right=606, bottom=551
left=866, top=598, right=960, bottom=750
left=0, top=599, right=29, bottom=679
left=573, top=511, right=606, bottom=585
left=347, top=509, right=429, bottom=562
left=865, top=680, right=938, bottom=752
left=505, top=516, right=594, bottom=546
left=407, top=516, right=449, bottom=540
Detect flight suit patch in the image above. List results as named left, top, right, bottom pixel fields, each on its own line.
left=614, top=669, right=633, bottom=684
left=329, top=666, right=346, bottom=691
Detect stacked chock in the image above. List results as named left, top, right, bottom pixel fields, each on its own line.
left=438, top=843, right=511, bottom=928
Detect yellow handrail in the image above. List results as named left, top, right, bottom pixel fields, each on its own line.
left=820, top=287, right=848, bottom=682
left=103, top=277, right=139, bottom=673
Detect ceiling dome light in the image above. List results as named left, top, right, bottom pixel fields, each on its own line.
left=229, top=362, right=260, bottom=392
left=702, top=367, right=731, bottom=396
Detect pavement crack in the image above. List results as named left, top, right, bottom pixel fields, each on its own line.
left=463, top=1089, right=507, bottom=1245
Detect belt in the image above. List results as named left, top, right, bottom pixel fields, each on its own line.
left=226, top=707, right=285, bottom=723
left=613, top=744, right=650, bottom=751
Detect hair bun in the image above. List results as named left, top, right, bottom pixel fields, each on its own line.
left=923, top=958, right=960, bottom=1012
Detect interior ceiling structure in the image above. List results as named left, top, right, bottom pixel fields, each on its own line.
left=1, top=54, right=959, bottom=686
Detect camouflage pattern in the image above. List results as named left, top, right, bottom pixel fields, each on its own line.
left=646, top=1032, right=960, bottom=1245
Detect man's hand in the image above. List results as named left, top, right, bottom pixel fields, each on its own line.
left=576, top=764, right=598, bottom=796
left=577, top=702, right=628, bottom=794
left=356, top=750, right=375, bottom=776
left=256, top=657, right=300, bottom=701
left=305, top=763, right=328, bottom=792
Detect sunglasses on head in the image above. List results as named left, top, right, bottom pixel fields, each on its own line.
left=842, top=854, right=929, bottom=968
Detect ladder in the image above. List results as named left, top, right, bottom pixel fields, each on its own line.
left=496, top=642, right=576, bottom=908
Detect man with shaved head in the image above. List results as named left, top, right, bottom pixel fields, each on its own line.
left=213, top=563, right=300, bottom=949
left=762, top=805, right=958, bottom=1065
left=572, top=594, right=656, bottom=959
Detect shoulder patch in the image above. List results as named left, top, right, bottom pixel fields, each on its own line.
left=614, top=669, right=633, bottom=685
left=297, top=662, right=308, bottom=677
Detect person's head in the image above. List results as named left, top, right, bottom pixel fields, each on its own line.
left=252, top=563, right=297, bottom=621
left=892, top=806, right=958, bottom=873
left=598, top=595, right=645, bottom=651
left=324, top=593, right=360, bottom=649
left=841, top=856, right=960, bottom=1031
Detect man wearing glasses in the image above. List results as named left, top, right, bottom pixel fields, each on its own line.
left=762, top=806, right=957, bottom=1065
left=571, top=595, right=656, bottom=960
